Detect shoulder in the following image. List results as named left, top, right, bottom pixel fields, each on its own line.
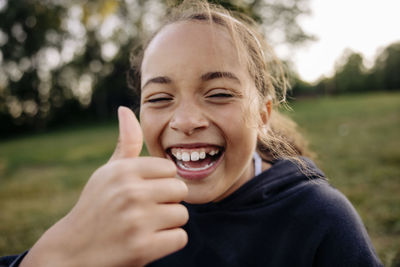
left=293, top=177, right=369, bottom=237
left=304, top=180, right=358, bottom=219
left=268, top=157, right=383, bottom=266
left=268, top=157, right=361, bottom=223
left=297, top=181, right=382, bottom=266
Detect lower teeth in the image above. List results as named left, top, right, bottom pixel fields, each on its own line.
left=177, top=160, right=215, bottom=171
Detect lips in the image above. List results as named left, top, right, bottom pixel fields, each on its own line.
left=166, top=144, right=224, bottom=180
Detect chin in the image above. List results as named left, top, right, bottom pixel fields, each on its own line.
left=181, top=172, right=230, bottom=204
left=183, top=187, right=218, bottom=204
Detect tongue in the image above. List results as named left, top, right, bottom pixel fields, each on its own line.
left=181, top=157, right=213, bottom=168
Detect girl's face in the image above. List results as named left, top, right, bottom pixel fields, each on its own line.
left=140, top=21, right=262, bottom=203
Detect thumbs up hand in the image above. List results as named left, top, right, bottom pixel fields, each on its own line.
left=20, top=107, right=189, bottom=267
left=109, top=106, right=143, bottom=160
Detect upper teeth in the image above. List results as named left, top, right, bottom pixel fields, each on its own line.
left=171, top=148, right=219, bottom=162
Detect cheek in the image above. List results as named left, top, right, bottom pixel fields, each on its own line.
left=212, top=103, right=256, bottom=142
left=218, top=103, right=258, bottom=154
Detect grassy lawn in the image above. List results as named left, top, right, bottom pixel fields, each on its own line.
left=287, top=92, right=400, bottom=266
left=1, top=92, right=399, bottom=265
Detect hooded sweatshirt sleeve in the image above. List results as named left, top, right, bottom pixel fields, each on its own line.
left=0, top=251, right=29, bottom=267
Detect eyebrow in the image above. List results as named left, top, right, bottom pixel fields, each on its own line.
left=142, top=76, right=172, bottom=90
left=201, top=71, right=241, bottom=84
left=142, top=71, right=241, bottom=90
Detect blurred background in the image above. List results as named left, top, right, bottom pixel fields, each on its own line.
left=0, top=0, right=399, bottom=265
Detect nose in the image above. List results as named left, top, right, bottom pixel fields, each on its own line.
left=169, top=102, right=209, bottom=135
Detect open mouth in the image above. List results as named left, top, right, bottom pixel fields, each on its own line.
left=166, top=145, right=225, bottom=180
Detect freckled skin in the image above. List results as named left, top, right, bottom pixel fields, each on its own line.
left=140, top=21, right=262, bottom=204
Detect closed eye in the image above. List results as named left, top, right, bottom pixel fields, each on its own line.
left=144, top=92, right=174, bottom=104
left=205, top=87, right=236, bottom=98
left=148, top=97, right=173, bottom=103
left=207, top=93, right=234, bottom=98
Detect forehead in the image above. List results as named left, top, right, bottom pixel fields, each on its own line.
left=141, top=21, right=247, bottom=81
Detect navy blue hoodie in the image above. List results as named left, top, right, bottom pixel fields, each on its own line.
left=0, top=158, right=382, bottom=266
left=149, top=158, right=382, bottom=266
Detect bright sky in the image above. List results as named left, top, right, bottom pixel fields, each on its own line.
left=292, top=0, right=400, bottom=83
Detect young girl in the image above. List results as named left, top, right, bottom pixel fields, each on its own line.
left=1, top=1, right=382, bottom=266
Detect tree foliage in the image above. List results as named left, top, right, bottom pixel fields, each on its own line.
left=292, top=42, right=400, bottom=96
left=372, top=42, right=400, bottom=91
left=0, top=0, right=312, bottom=136
left=333, top=49, right=367, bottom=94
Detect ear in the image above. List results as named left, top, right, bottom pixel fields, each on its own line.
left=260, top=97, right=272, bottom=125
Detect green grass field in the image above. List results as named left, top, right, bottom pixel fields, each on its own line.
left=1, top=92, right=399, bottom=265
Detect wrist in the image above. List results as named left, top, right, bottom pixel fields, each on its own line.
left=19, top=217, right=76, bottom=267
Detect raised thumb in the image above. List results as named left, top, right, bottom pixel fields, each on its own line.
left=110, top=106, right=143, bottom=161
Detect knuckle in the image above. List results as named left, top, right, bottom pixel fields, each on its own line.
left=145, top=157, right=177, bottom=175
left=110, top=159, right=140, bottom=177
left=105, top=160, right=128, bottom=181
left=165, top=160, right=178, bottom=175
left=112, top=186, right=137, bottom=210
left=166, top=178, right=187, bottom=194
left=175, top=179, right=188, bottom=195
left=107, top=182, right=153, bottom=216
left=175, top=228, right=188, bottom=248
left=172, top=204, right=189, bottom=225
left=167, top=179, right=188, bottom=200
left=108, top=158, right=124, bottom=171
left=126, top=184, right=149, bottom=203
left=91, top=159, right=146, bottom=188
left=180, top=205, right=189, bottom=224
left=125, top=208, right=147, bottom=230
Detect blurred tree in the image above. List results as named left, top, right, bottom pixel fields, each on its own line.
left=332, top=49, right=367, bottom=94
left=0, top=0, right=68, bottom=133
left=314, top=76, right=335, bottom=95
left=209, top=0, right=314, bottom=47
left=0, top=0, right=314, bottom=137
left=372, top=41, right=400, bottom=91
left=291, top=42, right=400, bottom=97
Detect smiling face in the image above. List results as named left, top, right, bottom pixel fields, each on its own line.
left=140, top=21, right=262, bottom=203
